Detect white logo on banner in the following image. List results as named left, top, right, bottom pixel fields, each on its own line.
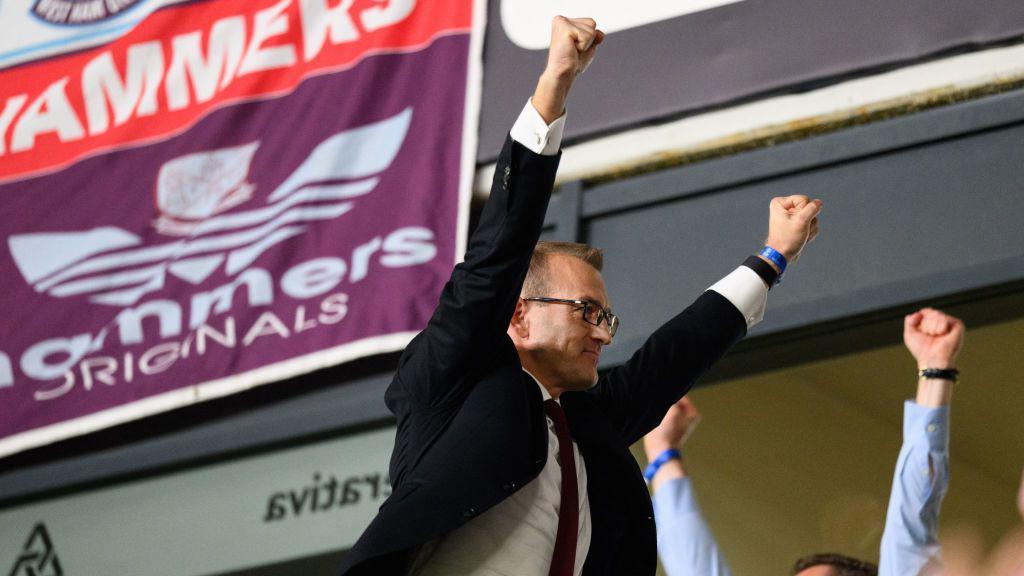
left=8, top=108, right=412, bottom=308
left=501, top=0, right=747, bottom=50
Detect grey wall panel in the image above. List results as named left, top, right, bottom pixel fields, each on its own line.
left=0, top=372, right=393, bottom=505
left=574, top=88, right=1024, bottom=220
left=479, top=0, right=1024, bottom=161
left=574, top=91, right=1024, bottom=366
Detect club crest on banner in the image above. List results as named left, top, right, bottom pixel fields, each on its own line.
left=32, top=0, right=146, bottom=25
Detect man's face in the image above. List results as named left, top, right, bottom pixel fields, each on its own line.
left=515, top=254, right=613, bottom=392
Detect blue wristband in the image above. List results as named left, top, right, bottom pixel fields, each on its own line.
left=758, top=246, right=788, bottom=279
left=643, top=448, right=681, bottom=482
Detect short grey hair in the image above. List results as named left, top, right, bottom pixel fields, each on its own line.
left=521, top=241, right=603, bottom=297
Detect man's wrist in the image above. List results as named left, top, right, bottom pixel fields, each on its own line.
left=539, top=67, right=576, bottom=84
left=644, top=441, right=674, bottom=462
left=644, top=448, right=682, bottom=483
left=916, top=378, right=954, bottom=407
left=758, top=246, right=789, bottom=278
left=650, top=458, right=687, bottom=492
left=764, top=239, right=798, bottom=260
left=532, top=73, right=572, bottom=124
left=915, top=363, right=958, bottom=407
left=918, top=367, right=959, bottom=382
left=917, top=361, right=957, bottom=371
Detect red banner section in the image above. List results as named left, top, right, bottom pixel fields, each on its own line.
left=0, top=0, right=472, bottom=182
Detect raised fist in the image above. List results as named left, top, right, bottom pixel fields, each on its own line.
left=644, top=397, right=702, bottom=458
left=765, top=195, right=822, bottom=264
left=530, top=17, right=604, bottom=123
left=544, top=16, right=604, bottom=80
left=904, top=308, right=965, bottom=369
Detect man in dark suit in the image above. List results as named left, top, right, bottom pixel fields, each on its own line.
left=339, top=16, right=823, bottom=576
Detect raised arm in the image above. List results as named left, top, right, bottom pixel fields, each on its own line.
left=591, top=195, right=822, bottom=445
left=879, top=308, right=964, bottom=576
left=644, top=398, right=733, bottom=576
left=390, top=17, right=604, bottom=409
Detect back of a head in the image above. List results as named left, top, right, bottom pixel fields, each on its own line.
left=792, top=553, right=878, bottom=576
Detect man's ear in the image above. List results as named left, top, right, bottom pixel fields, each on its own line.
left=508, top=299, right=530, bottom=340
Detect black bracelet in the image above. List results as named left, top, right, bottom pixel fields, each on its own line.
left=742, top=255, right=779, bottom=289
left=918, top=368, right=959, bottom=382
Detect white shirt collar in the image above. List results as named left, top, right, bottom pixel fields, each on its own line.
left=522, top=368, right=555, bottom=403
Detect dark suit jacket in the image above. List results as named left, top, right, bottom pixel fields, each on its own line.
left=338, top=135, right=747, bottom=575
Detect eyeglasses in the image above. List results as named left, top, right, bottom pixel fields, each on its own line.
left=522, top=297, right=619, bottom=338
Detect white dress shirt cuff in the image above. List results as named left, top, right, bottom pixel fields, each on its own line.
left=708, top=266, right=768, bottom=329
left=509, top=99, right=566, bottom=156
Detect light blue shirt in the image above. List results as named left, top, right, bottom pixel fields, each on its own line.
left=652, top=475, right=732, bottom=576
left=879, top=401, right=949, bottom=576
left=653, top=401, right=949, bottom=576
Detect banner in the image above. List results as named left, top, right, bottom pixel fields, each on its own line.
left=0, top=0, right=481, bottom=457
left=0, top=427, right=394, bottom=575
left=477, top=0, right=1024, bottom=161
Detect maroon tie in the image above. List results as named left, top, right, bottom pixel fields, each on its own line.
left=544, top=399, right=578, bottom=576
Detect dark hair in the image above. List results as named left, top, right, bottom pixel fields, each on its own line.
left=792, top=553, right=877, bottom=576
left=521, top=241, right=604, bottom=297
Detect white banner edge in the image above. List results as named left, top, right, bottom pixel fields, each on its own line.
left=0, top=331, right=417, bottom=460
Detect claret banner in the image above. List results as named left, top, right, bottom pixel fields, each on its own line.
left=0, top=0, right=482, bottom=457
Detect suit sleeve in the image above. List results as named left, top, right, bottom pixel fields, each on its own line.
left=588, top=289, right=747, bottom=446
left=585, top=262, right=767, bottom=445
left=388, top=136, right=560, bottom=409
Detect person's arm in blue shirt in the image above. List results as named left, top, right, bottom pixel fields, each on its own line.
left=653, top=475, right=733, bottom=576
left=878, top=401, right=949, bottom=576
left=879, top=308, right=964, bottom=576
left=645, top=398, right=733, bottom=576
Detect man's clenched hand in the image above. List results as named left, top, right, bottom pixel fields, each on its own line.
left=905, top=307, right=964, bottom=407
left=532, top=17, right=604, bottom=124
left=764, top=195, right=822, bottom=266
left=544, top=16, right=602, bottom=79
left=643, top=397, right=702, bottom=459
left=904, top=308, right=964, bottom=370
